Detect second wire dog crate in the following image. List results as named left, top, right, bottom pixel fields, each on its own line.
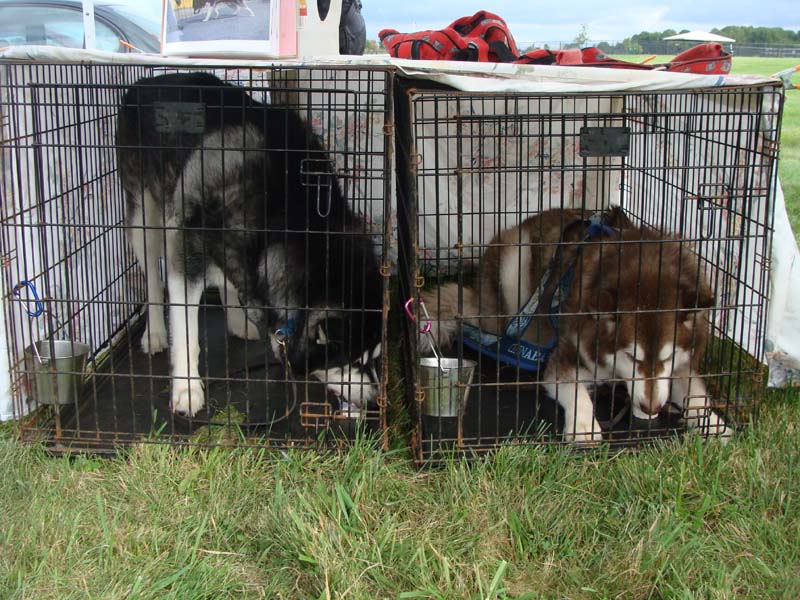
left=397, top=80, right=782, bottom=462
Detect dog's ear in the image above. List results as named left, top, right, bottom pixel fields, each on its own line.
left=679, top=278, right=715, bottom=311
left=315, top=323, right=329, bottom=345
left=604, top=206, right=635, bottom=231
left=315, top=317, right=348, bottom=348
left=679, top=277, right=715, bottom=330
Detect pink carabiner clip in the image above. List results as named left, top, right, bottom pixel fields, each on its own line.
left=404, top=297, right=432, bottom=334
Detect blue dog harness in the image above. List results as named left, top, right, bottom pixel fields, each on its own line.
left=460, top=214, right=619, bottom=372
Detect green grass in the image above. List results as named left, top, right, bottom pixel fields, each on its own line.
left=731, top=58, right=799, bottom=237
left=2, top=396, right=800, bottom=598
left=3, top=57, right=800, bottom=599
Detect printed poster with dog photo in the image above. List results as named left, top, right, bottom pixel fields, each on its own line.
left=161, top=0, right=296, bottom=57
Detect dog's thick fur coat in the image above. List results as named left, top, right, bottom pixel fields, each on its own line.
left=421, top=207, right=731, bottom=443
left=116, top=72, right=382, bottom=417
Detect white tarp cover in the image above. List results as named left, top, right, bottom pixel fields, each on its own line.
left=0, top=47, right=795, bottom=417
left=663, top=31, right=736, bottom=43
left=0, top=45, right=775, bottom=91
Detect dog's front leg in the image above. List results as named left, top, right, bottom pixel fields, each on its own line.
left=543, top=360, right=603, bottom=444
left=671, top=367, right=732, bottom=442
left=168, top=270, right=205, bottom=417
left=127, top=192, right=168, bottom=354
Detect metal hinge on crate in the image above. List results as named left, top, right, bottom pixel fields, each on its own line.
left=299, top=401, right=332, bottom=430
left=1, top=249, right=16, bottom=271
left=763, top=139, right=780, bottom=159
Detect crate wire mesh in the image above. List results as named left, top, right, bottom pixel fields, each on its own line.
left=0, top=62, right=394, bottom=452
left=396, top=83, right=783, bottom=463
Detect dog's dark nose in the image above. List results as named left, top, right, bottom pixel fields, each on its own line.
left=638, top=402, right=662, bottom=416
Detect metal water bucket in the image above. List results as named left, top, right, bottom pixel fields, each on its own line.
left=24, top=339, right=90, bottom=406
left=419, top=357, right=476, bottom=417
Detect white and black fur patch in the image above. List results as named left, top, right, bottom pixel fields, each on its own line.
left=117, top=72, right=383, bottom=417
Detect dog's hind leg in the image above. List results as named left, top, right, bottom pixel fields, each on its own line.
left=671, top=368, right=732, bottom=442
left=222, top=280, right=261, bottom=341
left=127, top=192, right=168, bottom=355
left=204, top=265, right=261, bottom=341
left=242, top=0, right=255, bottom=16
left=167, top=262, right=206, bottom=417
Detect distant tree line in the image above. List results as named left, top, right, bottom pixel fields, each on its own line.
left=596, top=26, right=800, bottom=55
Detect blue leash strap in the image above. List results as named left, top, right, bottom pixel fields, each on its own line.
left=463, top=212, right=620, bottom=372
left=462, top=322, right=555, bottom=372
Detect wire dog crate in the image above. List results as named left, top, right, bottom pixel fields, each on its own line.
left=0, top=60, right=394, bottom=453
left=396, top=82, right=783, bottom=463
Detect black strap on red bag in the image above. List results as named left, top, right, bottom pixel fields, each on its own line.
left=380, top=11, right=731, bottom=75
left=378, top=27, right=487, bottom=62
left=380, top=11, right=509, bottom=63
left=449, top=11, right=520, bottom=62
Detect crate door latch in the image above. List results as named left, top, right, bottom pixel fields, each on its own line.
left=300, top=157, right=337, bottom=218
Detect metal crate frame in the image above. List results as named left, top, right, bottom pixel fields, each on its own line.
left=395, top=80, right=783, bottom=464
left=0, top=61, right=395, bottom=453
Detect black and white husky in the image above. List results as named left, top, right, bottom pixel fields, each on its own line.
left=116, top=72, right=382, bottom=417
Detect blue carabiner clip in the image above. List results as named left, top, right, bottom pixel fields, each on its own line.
left=13, top=280, right=44, bottom=317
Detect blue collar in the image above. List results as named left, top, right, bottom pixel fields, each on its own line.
left=276, top=317, right=297, bottom=339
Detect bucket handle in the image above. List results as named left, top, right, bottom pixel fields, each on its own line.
left=404, top=296, right=448, bottom=373
left=14, top=280, right=45, bottom=364
left=404, top=296, right=432, bottom=334
left=13, top=280, right=65, bottom=364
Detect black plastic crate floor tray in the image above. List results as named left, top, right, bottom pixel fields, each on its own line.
left=30, top=303, right=378, bottom=449
left=417, top=354, right=688, bottom=461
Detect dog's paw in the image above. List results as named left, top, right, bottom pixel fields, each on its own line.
left=170, top=379, right=205, bottom=417
left=140, top=324, right=168, bottom=355
left=312, top=366, right=378, bottom=410
left=563, top=416, right=604, bottom=445
left=716, top=425, right=734, bottom=445
left=226, top=307, right=261, bottom=341
left=337, top=398, right=362, bottom=418
left=686, top=408, right=733, bottom=443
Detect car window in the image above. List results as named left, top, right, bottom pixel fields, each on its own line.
left=0, top=6, right=125, bottom=52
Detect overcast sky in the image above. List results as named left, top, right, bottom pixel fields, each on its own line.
left=361, top=0, right=796, bottom=44
left=123, top=0, right=795, bottom=46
